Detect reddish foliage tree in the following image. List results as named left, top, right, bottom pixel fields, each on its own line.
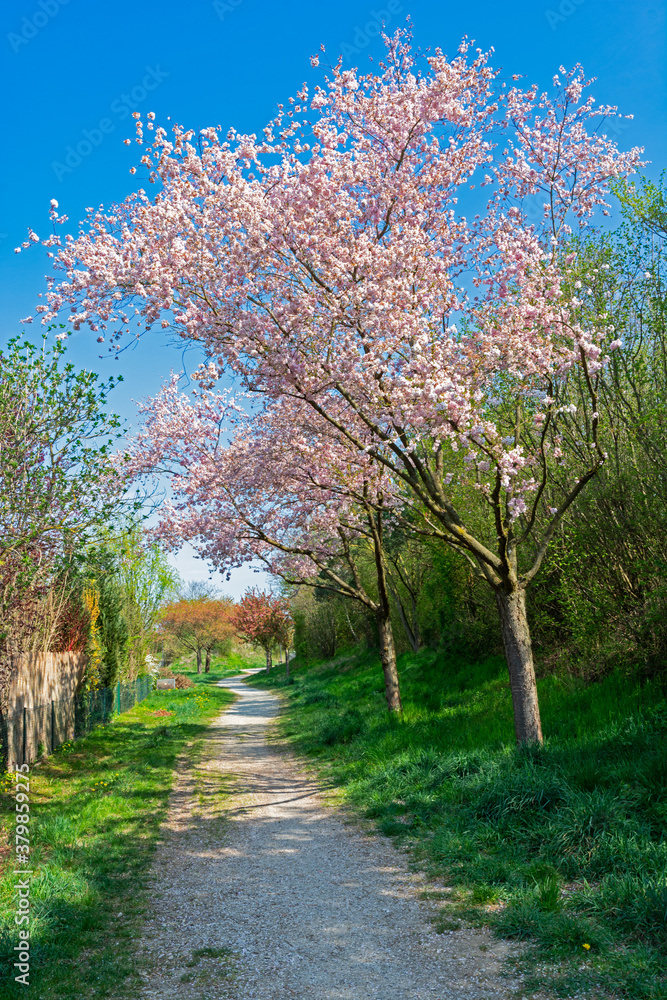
left=159, top=597, right=235, bottom=673
left=233, top=589, right=293, bottom=674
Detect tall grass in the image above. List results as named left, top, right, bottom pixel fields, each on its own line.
left=250, top=648, right=667, bottom=1000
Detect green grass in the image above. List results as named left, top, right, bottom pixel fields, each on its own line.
left=0, top=679, right=235, bottom=998
left=248, top=647, right=667, bottom=1000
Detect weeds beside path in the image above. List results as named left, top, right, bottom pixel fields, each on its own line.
left=0, top=674, right=235, bottom=999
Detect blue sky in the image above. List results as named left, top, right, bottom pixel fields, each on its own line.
left=1, top=0, right=665, bottom=594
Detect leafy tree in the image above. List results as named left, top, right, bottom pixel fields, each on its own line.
left=233, top=589, right=293, bottom=674
left=159, top=597, right=234, bottom=673
left=0, top=335, right=132, bottom=730
left=524, top=177, right=667, bottom=675
left=179, top=580, right=220, bottom=601
left=111, top=525, right=180, bottom=677
left=59, top=543, right=129, bottom=689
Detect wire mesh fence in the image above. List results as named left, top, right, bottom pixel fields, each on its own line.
left=2, top=676, right=153, bottom=768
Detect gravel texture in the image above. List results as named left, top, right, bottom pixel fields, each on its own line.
left=137, top=673, right=526, bottom=999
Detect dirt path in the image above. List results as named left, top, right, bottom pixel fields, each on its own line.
left=137, top=674, right=523, bottom=999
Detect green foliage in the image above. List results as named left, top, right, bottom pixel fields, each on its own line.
left=111, top=524, right=180, bottom=677
left=59, top=524, right=177, bottom=688
left=0, top=335, right=134, bottom=667
left=291, top=536, right=502, bottom=666
left=292, top=586, right=373, bottom=661
left=524, top=176, right=667, bottom=680
left=249, top=648, right=667, bottom=999
left=418, top=541, right=500, bottom=657
left=78, top=546, right=128, bottom=688
left=0, top=335, right=129, bottom=562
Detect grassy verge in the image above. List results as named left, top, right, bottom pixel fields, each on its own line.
left=248, top=648, right=667, bottom=1000
left=0, top=677, right=235, bottom=998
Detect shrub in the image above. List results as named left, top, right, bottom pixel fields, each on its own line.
left=174, top=674, right=194, bottom=689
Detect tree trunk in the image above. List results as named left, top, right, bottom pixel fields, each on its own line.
left=495, top=587, right=543, bottom=744
left=0, top=703, right=7, bottom=771
left=377, top=608, right=402, bottom=713
left=196, top=648, right=202, bottom=674
left=368, top=507, right=403, bottom=713
left=205, top=648, right=211, bottom=673
left=265, top=646, right=272, bottom=673
left=284, top=646, right=289, bottom=680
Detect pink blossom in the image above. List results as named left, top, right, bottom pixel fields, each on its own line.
left=29, top=29, right=631, bottom=589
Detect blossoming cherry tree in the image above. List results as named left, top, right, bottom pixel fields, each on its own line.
left=29, top=32, right=643, bottom=742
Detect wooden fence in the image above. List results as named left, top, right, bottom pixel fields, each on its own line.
left=1, top=654, right=153, bottom=768
left=3, top=652, right=86, bottom=767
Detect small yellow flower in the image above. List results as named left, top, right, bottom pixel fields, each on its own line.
left=583, top=943, right=591, bottom=951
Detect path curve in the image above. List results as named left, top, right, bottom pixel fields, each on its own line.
left=137, top=674, right=522, bottom=999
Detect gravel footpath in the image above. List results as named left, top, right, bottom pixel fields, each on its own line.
left=137, top=673, right=525, bottom=1000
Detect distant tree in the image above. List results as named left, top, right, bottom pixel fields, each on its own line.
left=159, top=597, right=234, bottom=673
left=179, top=580, right=219, bottom=601
left=199, top=597, right=235, bottom=672
left=233, top=589, right=293, bottom=674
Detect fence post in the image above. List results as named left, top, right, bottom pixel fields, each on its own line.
left=51, top=700, right=56, bottom=752
left=22, top=707, right=27, bottom=766
left=115, top=682, right=121, bottom=715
